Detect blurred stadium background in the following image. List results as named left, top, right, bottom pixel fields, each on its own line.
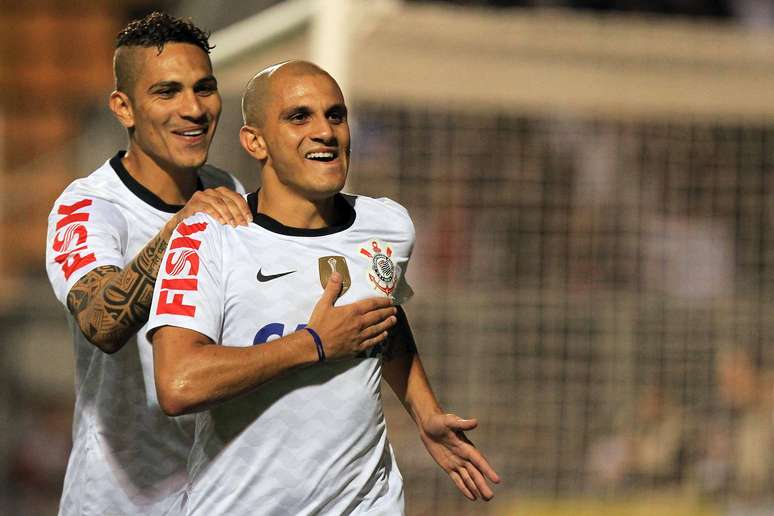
left=3, top=0, right=774, bottom=514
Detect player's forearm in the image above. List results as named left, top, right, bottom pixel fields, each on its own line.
left=67, top=232, right=169, bottom=353
left=382, top=308, right=443, bottom=427
left=384, top=350, right=443, bottom=428
left=154, top=328, right=320, bottom=416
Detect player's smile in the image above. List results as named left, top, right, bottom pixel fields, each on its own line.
left=304, top=146, right=342, bottom=168
left=172, top=123, right=212, bottom=145
left=305, top=148, right=338, bottom=162
left=299, top=140, right=345, bottom=176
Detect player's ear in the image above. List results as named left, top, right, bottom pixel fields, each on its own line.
left=109, top=90, right=135, bottom=129
left=239, top=125, right=267, bottom=160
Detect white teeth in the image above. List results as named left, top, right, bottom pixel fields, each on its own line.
left=181, top=129, right=205, bottom=136
left=306, top=152, right=334, bottom=159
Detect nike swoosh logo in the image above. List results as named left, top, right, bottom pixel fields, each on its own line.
left=257, top=268, right=296, bottom=282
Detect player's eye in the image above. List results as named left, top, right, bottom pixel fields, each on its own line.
left=195, top=80, right=218, bottom=96
left=289, top=112, right=310, bottom=123
left=327, top=107, right=347, bottom=124
left=152, top=87, right=178, bottom=99
left=328, top=112, right=345, bottom=124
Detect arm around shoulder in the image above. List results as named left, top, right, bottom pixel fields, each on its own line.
left=65, top=224, right=170, bottom=353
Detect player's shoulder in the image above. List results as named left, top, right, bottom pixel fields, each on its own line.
left=49, top=159, right=127, bottom=220
left=347, top=193, right=411, bottom=219
left=347, top=193, right=414, bottom=233
left=167, top=213, right=233, bottom=265
left=172, top=212, right=228, bottom=240
left=198, top=164, right=245, bottom=194
left=53, top=157, right=122, bottom=205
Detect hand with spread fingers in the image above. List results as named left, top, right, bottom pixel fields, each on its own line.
left=419, top=413, right=501, bottom=501
left=166, top=186, right=252, bottom=235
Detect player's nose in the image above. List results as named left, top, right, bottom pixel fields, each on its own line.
left=179, top=89, right=205, bottom=119
left=309, top=115, right=334, bottom=142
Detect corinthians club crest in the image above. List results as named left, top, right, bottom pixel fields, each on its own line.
left=318, top=256, right=351, bottom=295
left=360, top=240, right=398, bottom=296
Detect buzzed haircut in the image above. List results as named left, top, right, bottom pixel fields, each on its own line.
left=114, top=11, right=213, bottom=94
left=241, top=60, right=334, bottom=128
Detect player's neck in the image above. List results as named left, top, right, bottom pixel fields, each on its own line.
left=257, top=187, right=338, bottom=229
left=122, top=148, right=199, bottom=205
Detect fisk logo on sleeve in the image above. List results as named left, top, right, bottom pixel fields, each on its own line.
left=52, top=199, right=97, bottom=280
left=156, top=221, right=208, bottom=317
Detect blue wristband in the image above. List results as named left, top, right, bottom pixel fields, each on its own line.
left=304, top=327, right=325, bottom=362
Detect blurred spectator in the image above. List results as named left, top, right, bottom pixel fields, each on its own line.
left=588, top=386, right=686, bottom=490
left=693, top=347, right=774, bottom=504
left=710, top=348, right=774, bottom=497
left=627, top=387, right=686, bottom=484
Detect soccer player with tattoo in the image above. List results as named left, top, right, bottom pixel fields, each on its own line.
left=147, top=60, right=500, bottom=515
left=44, top=12, right=252, bottom=516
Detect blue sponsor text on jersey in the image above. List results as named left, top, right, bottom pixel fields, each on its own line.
left=253, top=322, right=382, bottom=358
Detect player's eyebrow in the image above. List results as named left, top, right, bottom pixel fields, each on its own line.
left=194, top=76, right=218, bottom=88
left=279, top=103, right=347, bottom=120
left=279, top=105, right=312, bottom=119
left=147, top=80, right=182, bottom=93
left=326, top=104, right=347, bottom=116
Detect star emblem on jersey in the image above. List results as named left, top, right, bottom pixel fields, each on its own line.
left=318, top=256, right=351, bottom=295
left=360, top=240, right=398, bottom=296
left=256, top=268, right=296, bottom=282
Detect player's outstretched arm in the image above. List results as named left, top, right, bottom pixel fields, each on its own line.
left=66, top=188, right=251, bottom=353
left=152, top=273, right=398, bottom=416
left=381, top=308, right=501, bottom=501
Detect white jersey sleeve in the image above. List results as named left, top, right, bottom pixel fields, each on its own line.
left=376, top=197, right=415, bottom=306
left=147, top=213, right=224, bottom=344
left=45, top=192, right=128, bottom=306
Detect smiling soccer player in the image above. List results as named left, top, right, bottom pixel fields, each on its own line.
left=45, top=12, right=251, bottom=516
left=148, top=60, right=501, bottom=515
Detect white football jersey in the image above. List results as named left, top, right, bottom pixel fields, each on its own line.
left=147, top=192, right=415, bottom=515
left=45, top=151, right=244, bottom=516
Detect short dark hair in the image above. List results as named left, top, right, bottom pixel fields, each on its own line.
left=114, top=11, right=214, bottom=95
left=116, top=11, right=213, bottom=54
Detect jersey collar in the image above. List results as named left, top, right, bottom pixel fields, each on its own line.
left=247, top=190, right=356, bottom=237
left=109, top=151, right=204, bottom=214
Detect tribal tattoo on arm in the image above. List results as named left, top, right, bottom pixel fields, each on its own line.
left=66, top=234, right=169, bottom=353
left=382, top=306, right=418, bottom=362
